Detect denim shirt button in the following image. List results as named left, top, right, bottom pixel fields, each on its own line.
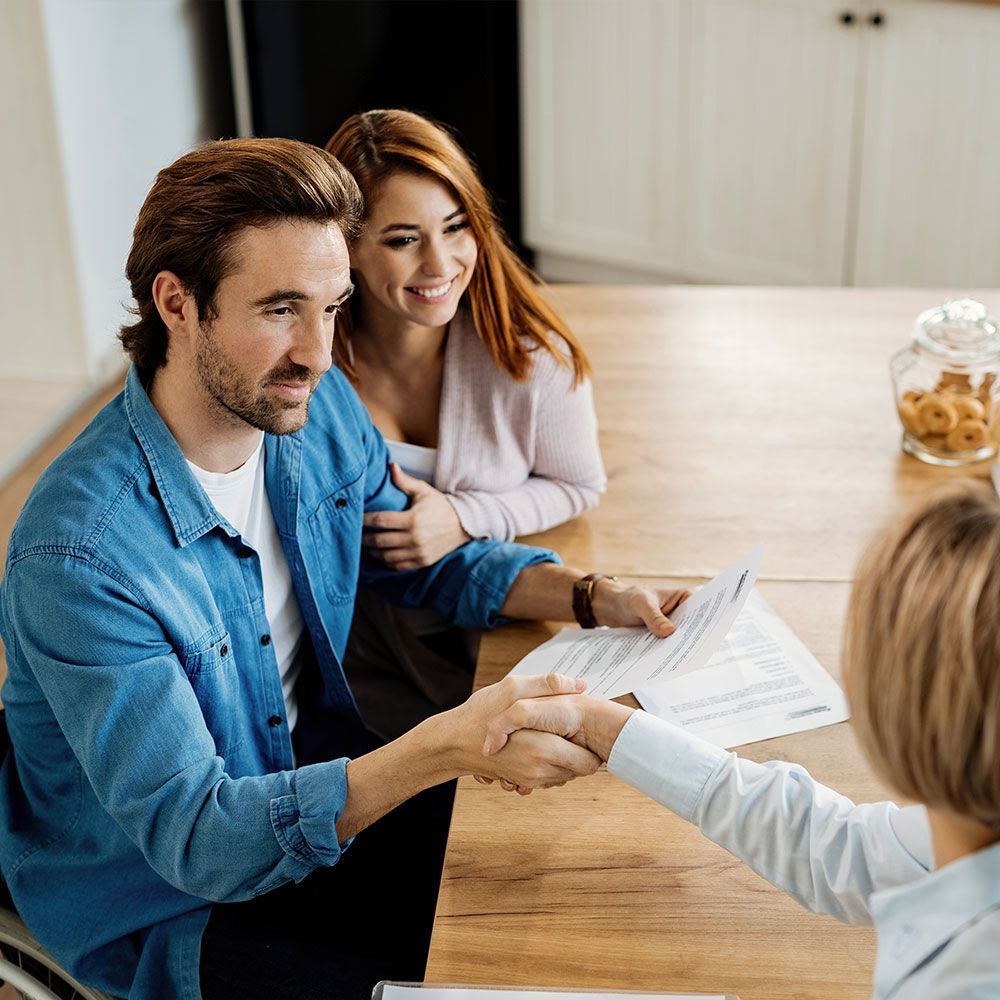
left=260, top=634, right=271, bottom=647
left=335, top=497, right=347, bottom=509
left=267, top=715, right=283, bottom=727
left=220, top=644, right=228, bottom=657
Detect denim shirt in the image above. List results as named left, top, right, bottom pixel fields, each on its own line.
left=0, top=364, right=557, bottom=999
left=610, top=711, right=1000, bottom=998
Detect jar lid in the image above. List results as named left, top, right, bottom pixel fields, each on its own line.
left=914, top=298, right=1000, bottom=365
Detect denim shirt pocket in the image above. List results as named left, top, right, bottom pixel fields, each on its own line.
left=179, top=627, right=246, bottom=757
left=304, top=467, right=366, bottom=606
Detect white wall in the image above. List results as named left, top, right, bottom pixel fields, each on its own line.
left=0, top=0, right=88, bottom=380
left=0, top=0, right=232, bottom=383
left=39, top=0, right=218, bottom=380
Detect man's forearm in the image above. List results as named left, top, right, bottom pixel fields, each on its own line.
left=500, top=561, right=583, bottom=621
left=336, top=714, right=458, bottom=842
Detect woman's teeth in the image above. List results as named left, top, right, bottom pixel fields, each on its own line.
left=408, top=281, right=451, bottom=298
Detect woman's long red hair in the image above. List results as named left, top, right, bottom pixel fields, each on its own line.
left=325, top=109, right=590, bottom=385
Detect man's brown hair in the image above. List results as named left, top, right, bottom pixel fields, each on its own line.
left=119, top=138, right=363, bottom=371
left=846, top=480, right=1000, bottom=827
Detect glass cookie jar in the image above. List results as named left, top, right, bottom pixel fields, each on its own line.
left=890, top=299, right=1000, bottom=466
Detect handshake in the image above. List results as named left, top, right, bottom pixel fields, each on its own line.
left=422, top=673, right=637, bottom=796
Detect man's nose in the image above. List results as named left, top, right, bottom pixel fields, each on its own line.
left=290, top=315, right=333, bottom=375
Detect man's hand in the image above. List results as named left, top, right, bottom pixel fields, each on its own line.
left=362, top=463, right=472, bottom=570
left=591, top=581, right=691, bottom=637
left=438, top=674, right=603, bottom=793
left=481, top=694, right=635, bottom=778
left=500, top=563, right=691, bottom=638
left=336, top=673, right=601, bottom=842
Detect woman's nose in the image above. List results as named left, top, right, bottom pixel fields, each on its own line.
left=420, top=238, right=448, bottom=277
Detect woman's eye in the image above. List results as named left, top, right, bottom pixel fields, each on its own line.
left=446, top=220, right=471, bottom=235
left=385, top=236, right=416, bottom=249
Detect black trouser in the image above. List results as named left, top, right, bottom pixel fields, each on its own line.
left=199, top=778, right=456, bottom=1000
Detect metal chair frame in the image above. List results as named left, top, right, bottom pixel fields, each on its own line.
left=0, top=904, right=115, bottom=1000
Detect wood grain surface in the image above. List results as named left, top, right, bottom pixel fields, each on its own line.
left=426, top=286, right=998, bottom=998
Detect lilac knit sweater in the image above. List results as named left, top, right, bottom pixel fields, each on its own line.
left=433, top=306, right=607, bottom=541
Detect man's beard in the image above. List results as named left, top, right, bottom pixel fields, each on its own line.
left=194, top=324, right=319, bottom=436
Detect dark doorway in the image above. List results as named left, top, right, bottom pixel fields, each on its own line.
left=241, top=0, right=527, bottom=258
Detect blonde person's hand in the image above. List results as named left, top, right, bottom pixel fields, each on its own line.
left=591, top=581, right=691, bottom=638
left=362, top=463, right=471, bottom=570
left=440, top=673, right=602, bottom=793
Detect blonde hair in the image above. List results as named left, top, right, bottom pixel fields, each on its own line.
left=324, top=109, right=590, bottom=385
left=845, top=480, right=1000, bottom=826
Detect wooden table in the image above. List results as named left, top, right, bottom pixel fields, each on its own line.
left=425, top=287, right=998, bottom=999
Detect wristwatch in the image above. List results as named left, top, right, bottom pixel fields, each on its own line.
left=572, top=572, right=618, bottom=628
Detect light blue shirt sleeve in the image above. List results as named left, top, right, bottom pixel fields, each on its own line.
left=608, top=711, right=932, bottom=926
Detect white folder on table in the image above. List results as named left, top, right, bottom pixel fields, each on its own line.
left=374, top=984, right=738, bottom=1000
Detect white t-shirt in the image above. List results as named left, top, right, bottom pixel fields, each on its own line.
left=188, top=436, right=304, bottom=734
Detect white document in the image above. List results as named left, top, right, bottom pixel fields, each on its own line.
left=636, top=588, right=849, bottom=749
left=507, top=549, right=762, bottom=700
left=381, top=988, right=728, bottom=1000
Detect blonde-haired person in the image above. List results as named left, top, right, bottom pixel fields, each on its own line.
left=324, top=109, right=606, bottom=739
left=483, top=481, right=1000, bottom=997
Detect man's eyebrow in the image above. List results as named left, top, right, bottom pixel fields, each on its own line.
left=378, top=207, right=466, bottom=235
left=251, top=289, right=309, bottom=308
left=252, top=284, right=354, bottom=308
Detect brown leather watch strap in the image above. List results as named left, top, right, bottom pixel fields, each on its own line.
left=572, top=572, right=618, bottom=628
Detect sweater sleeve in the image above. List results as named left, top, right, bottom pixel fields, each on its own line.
left=446, top=351, right=607, bottom=542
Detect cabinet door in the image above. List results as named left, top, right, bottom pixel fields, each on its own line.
left=680, top=0, right=861, bottom=285
left=852, top=1, right=1000, bottom=287
left=520, top=0, right=684, bottom=274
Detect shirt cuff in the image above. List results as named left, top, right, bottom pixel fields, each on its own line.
left=453, top=543, right=560, bottom=628
left=608, top=710, right=729, bottom=822
left=269, top=758, right=351, bottom=869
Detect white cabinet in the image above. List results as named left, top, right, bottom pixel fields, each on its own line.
left=521, top=0, right=685, bottom=273
left=852, top=1, right=1000, bottom=286
left=521, top=0, right=1000, bottom=287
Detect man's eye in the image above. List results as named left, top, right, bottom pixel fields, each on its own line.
left=268, top=306, right=292, bottom=316
left=385, top=236, right=416, bottom=249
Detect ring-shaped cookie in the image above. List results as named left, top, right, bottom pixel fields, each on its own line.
left=897, top=400, right=925, bottom=436
left=953, top=396, right=986, bottom=422
left=916, top=393, right=959, bottom=434
left=946, top=419, right=989, bottom=452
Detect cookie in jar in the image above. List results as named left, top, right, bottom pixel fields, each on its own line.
left=890, top=300, right=1000, bottom=467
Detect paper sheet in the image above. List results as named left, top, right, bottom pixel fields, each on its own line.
left=635, top=588, right=849, bottom=749
left=507, top=549, right=762, bottom=700
left=382, top=988, right=727, bottom=1000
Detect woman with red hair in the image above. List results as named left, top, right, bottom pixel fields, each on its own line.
left=325, top=109, right=606, bottom=739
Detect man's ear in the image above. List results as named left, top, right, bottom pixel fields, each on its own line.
left=151, top=271, right=197, bottom=341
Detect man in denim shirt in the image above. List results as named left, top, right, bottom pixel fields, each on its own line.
left=0, top=140, right=687, bottom=1000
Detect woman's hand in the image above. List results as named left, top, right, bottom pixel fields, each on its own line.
left=363, top=463, right=472, bottom=570
left=591, top=581, right=691, bottom=637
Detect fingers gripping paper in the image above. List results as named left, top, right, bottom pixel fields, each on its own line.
left=507, top=549, right=763, bottom=700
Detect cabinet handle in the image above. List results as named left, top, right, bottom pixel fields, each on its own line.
left=869, top=12, right=885, bottom=26
left=839, top=10, right=855, bottom=25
